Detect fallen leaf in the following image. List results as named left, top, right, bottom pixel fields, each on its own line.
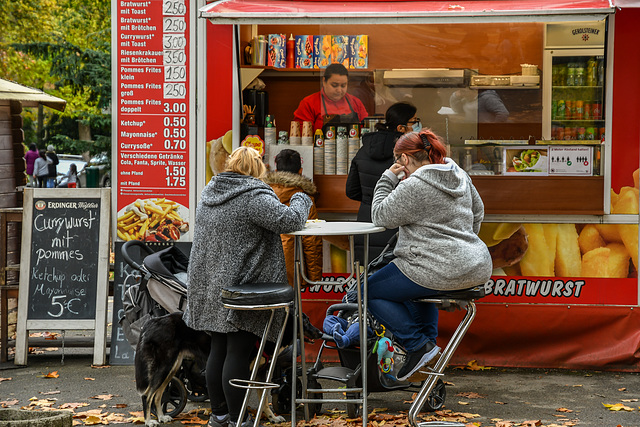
left=0, top=399, right=19, bottom=407
left=521, top=420, right=542, bottom=426
left=90, top=394, right=114, bottom=400
left=59, top=402, right=90, bottom=410
left=91, top=365, right=110, bottom=369
left=40, top=391, right=61, bottom=395
left=556, top=407, right=573, bottom=412
left=494, top=401, right=507, bottom=405
left=81, top=415, right=103, bottom=425
left=113, top=403, right=128, bottom=408
left=39, top=371, right=59, bottom=378
left=84, top=377, right=96, bottom=381
left=621, top=398, right=638, bottom=402
left=618, top=387, right=627, bottom=392
left=602, top=402, right=634, bottom=411
left=572, top=384, right=583, bottom=387
left=0, top=377, right=11, bottom=382
left=455, top=392, right=485, bottom=399
left=458, top=401, right=469, bottom=405
left=465, top=360, right=491, bottom=371
left=28, top=399, right=56, bottom=407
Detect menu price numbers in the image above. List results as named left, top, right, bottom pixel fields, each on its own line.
left=163, top=34, right=187, bottom=50
left=164, top=50, right=186, bottom=66
left=164, top=83, right=186, bottom=99
left=164, top=139, right=187, bottom=150
left=165, top=65, right=186, bottom=82
left=166, top=176, right=186, bottom=187
left=164, top=127, right=187, bottom=138
left=164, top=116, right=187, bottom=127
left=165, top=165, right=187, bottom=176
left=163, top=102, right=187, bottom=113
left=163, top=0, right=187, bottom=16
left=49, top=295, right=81, bottom=317
left=163, top=17, right=186, bottom=33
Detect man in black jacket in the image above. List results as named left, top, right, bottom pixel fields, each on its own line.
left=46, top=145, right=59, bottom=188
left=346, top=102, right=418, bottom=262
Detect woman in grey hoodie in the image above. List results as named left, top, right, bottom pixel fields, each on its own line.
left=183, top=147, right=311, bottom=427
left=369, top=129, right=492, bottom=382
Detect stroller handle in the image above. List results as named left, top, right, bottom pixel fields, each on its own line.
left=121, top=240, right=155, bottom=271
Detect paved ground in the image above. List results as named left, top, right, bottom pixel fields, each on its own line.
left=2, top=346, right=640, bottom=427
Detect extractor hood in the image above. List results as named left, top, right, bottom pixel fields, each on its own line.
left=382, top=68, right=469, bottom=87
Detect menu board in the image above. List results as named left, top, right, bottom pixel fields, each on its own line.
left=15, top=189, right=111, bottom=366
left=115, top=0, right=193, bottom=243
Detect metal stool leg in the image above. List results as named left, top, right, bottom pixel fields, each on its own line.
left=408, top=300, right=477, bottom=427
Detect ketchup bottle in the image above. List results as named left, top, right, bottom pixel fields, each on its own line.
left=286, top=34, right=295, bottom=69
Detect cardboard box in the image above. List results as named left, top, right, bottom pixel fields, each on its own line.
left=331, top=35, right=350, bottom=68
left=548, top=146, right=593, bottom=176
left=349, top=35, right=368, bottom=69
left=295, top=35, right=314, bottom=69
left=503, top=146, right=549, bottom=175
left=267, top=34, right=286, bottom=68
left=314, top=35, right=332, bottom=69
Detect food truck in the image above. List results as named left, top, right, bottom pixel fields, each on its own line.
left=112, top=0, right=640, bottom=369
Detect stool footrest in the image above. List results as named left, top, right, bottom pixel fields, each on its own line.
left=229, top=378, right=279, bottom=390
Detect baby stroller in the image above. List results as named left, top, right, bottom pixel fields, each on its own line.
left=119, top=240, right=302, bottom=419
left=307, top=234, right=446, bottom=418
left=120, top=240, right=208, bottom=418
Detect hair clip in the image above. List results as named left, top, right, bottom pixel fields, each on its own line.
left=420, top=133, right=431, bottom=151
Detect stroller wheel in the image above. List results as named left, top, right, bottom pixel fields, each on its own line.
left=157, top=376, right=188, bottom=417
left=346, top=392, right=360, bottom=419
left=423, top=378, right=446, bottom=412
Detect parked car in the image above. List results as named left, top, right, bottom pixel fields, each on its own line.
left=56, top=154, right=88, bottom=188
left=77, top=153, right=111, bottom=188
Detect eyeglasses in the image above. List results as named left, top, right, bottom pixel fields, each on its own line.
left=393, top=153, right=403, bottom=163
left=407, top=118, right=421, bottom=125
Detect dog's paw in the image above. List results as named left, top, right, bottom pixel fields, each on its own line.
left=145, top=420, right=160, bottom=427
left=158, top=415, right=173, bottom=423
left=269, top=414, right=286, bottom=423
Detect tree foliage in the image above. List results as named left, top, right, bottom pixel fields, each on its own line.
left=0, top=0, right=111, bottom=157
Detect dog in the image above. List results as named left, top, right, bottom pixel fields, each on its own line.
left=135, top=311, right=322, bottom=426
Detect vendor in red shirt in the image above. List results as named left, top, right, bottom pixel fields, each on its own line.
left=294, top=63, right=368, bottom=134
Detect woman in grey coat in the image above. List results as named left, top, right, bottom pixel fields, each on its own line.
left=183, top=147, right=311, bottom=427
left=368, top=129, right=492, bottom=382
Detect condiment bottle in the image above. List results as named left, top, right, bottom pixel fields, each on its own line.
left=286, top=34, right=295, bottom=69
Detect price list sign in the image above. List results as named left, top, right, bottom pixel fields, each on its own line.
left=115, top=0, right=192, bottom=243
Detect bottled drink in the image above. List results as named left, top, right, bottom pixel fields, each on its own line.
left=558, top=63, right=567, bottom=87
left=597, top=57, right=605, bottom=86
left=587, top=57, right=597, bottom=86
left=566, top=63, right=575, bottom=86
left=552, top=65, right=560, bottom=86
left=574, top=62, right=585, bottom=86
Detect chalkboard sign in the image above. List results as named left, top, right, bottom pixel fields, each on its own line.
left=16, top=188, right=111, bottom=366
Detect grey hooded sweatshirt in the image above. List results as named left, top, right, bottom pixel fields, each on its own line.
left=371, top=158, right=492, bottom=291
left=183, top=172, right=311, bottom=340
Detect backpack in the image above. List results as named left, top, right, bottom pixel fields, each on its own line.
left=119, top=277, right=168, bottom=348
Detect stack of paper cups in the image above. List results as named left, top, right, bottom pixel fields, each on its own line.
left=301, top=121, right=313, bottom=146
left=347, top=124, right=360, bottom=173
left=324, top=128, right=336, bottom=175
left=336, top=127, right=348, bottom=175
left=314, top=130, right=324, bottom=174
left=289, top=120, right=301, bottom=145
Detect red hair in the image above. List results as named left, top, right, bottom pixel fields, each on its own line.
left=394, top=129, right=446, bottom=165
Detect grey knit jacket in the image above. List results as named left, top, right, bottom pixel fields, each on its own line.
left=371, top=158, right=492, bottom=290
left=183, top=172, right=311, bottom=340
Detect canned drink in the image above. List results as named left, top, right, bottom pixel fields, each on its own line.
left=575, top=100, right=584, bottom=120
left=592, top=102, right=602, bottom=119
left=564, top=127, right=573, bottom=140
left=583, top=102, right=591, bottom=120
left=571, top=127, right=577, bottom=139
left=551, top=100, right=558, bottom=119
left=577, top=127, right=586, bottom=140
left=556, top=100, right=566, bottom=120
left=556, top=127, right=565, bottom=140
left=585, top=127, right=596, bottom=140
left=599, top=127, right=606, bottom=140
left=565, top=100, right=574, bottom=120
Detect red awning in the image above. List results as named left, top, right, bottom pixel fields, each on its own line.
left=200, top=0, right=615, bottom=24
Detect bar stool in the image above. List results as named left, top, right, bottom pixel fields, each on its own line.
left=221, top=282, right=294, bottom=427
left=407, top=286, right=486, bottom=427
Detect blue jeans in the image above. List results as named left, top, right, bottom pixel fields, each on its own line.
left=366, top=263, right=440, bottom=353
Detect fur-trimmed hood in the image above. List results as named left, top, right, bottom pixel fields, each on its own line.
left=263, top=171, right=318, bottom=197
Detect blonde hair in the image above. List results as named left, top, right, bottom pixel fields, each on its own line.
left=225, top=146, right=266, bottom=178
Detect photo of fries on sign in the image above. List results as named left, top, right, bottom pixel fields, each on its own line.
left=117, top=198, right=189, bottom=242
left=504, top=146, right=549, bottom=175
left=481, top=168, right=639, bottom=280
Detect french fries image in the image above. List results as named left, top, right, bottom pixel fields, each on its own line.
left=116, top=198, right=189, bottom=242
left=519, top=224, right=554, bottom=276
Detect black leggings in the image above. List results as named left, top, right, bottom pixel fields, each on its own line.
left=206, top=330, right=258, bottom=422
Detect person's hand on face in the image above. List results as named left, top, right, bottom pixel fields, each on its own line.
left=391, top=153, right=407, bottom=179
left=322, top=74, right=348, bottom=102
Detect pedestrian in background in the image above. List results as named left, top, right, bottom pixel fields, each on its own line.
left=24, top=143, right=39, bottom=187
left=33, top=149, right=51, bottom=188
left=46, top=144, right=60, bottom=188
